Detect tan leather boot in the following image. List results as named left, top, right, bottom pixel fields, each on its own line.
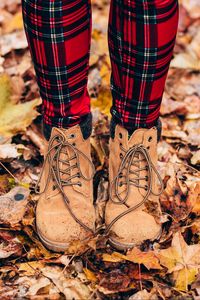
left=35, top=125, right=95, bottom=252
left=105, top=125, right=163, bottom=250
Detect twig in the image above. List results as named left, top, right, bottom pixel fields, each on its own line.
left=0, top=161, right=19, bottom=183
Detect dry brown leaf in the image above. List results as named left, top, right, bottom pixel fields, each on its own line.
left=129, top=289, right=158, bottom=300
left=187, top=182, right=200, bottom=214
left=0, top=186, right=29, bottom=227
left=0, top=231, right=22, bottom=259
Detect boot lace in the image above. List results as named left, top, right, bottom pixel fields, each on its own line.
left=106, top=143, right=164, bottom=232
left=35, top=133, right=95, bottom=233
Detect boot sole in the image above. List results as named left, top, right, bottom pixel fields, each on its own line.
left=108, top=228, right=162, bottom=251
left=37, top=227, right=69, bottom=252
left=108, top=237, right=135, bottom=251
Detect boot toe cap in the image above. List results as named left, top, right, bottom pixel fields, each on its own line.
left=106, top=209, right=161, bottom=249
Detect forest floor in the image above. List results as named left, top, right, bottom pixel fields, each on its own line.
left=0, top=0, right=200, bottom=299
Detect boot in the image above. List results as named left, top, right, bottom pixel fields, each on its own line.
left=35, top=125, right=95, bottom=252
left=105, top=125, right=163, bottom=250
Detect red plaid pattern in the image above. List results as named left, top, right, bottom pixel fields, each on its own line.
left=22, top=0, right=178, bottom=130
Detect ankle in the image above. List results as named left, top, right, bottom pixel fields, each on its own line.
left=110, top=117, right=162, bottom=142
left=43, top=113, right=92, bottom=141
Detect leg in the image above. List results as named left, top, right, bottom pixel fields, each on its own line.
left=109, top=0, right=179, bottom=131
left=106, top=0, right=179, bottom=249
left=22, top=0, right=95, bottom=252
left=22, top=0, right=92, bottom=137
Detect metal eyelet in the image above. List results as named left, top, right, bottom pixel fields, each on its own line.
left=70, top=133, right=76, bottom=138
left=147, top=146, right=150, bottom=150
left=145, top=176, right=148, bottom=181
left=119, top=182, right=123, bottom=187
left=72, top=142, right=76, bottom=146
left=119, top=133, right=123, bottom=139
left=148, top=136, right=153, bottom=142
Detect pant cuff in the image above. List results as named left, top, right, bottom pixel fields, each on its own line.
left=43, top=113, right=92, bottom=141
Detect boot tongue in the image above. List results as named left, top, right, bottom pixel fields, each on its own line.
left=128, top=128, right=147, bottom=148
left=51, top=125, right=84, bottom=141
left=50, top=127, right=78, bottom=185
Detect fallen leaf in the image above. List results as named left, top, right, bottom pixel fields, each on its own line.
left=0, top=74, right=41, bottom=137
left=187, top=183, right=200, bottom=214
left=0, top=31, right=28, bottom=55
left=191, top=150, right=200, bottom=165
left=83, top=268, right=98, bottom=282
left=3, top=11, right=23, bottom=34
left=129, top=289, right=157, bottom=300
left=0, top=231, right=22, bottom=259
left=102, top=252, right=127, bottom=263
left=126, top=248, right=162, bottom=270
left=0, top=186, right=29, bottom=227
left=156, top=232, right=200, bottom=291
left=0, top=143, right=24, bottom=159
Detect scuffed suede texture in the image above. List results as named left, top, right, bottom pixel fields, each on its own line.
left=110, top=117, right=162, bottom=142
left=43, top=113, right=92, bottom=141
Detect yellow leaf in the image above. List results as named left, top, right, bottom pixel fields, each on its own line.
left=156, top=232, right=200, bottom=291
left=156, top=247, right=181, bottom=273
left=100, top=61, right=111, bottom=87
left=0, top=74, right=41, bottom=137
left=102, top=252, right=127, bottom=263
left=174, top=268, right=198, bottom=292
left=4, top=12, right=24, bottom=34
left=83, top=268, right=97, bottom=282
left=126, top=248, right=162, bottom=270
left=18, top=261, right=45, bottom=276
left=91, top=87, right=112, bottom=117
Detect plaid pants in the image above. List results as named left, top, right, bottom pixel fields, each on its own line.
left=22, top=0, right=178, bottom=130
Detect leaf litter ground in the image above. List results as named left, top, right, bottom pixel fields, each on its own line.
left=0, top=0, right=200, bottom=299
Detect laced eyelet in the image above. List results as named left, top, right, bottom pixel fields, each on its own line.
left=72, top=142, right=76, bottom=146
left=77, top=173, right=80, bottom=178
left=78, top=182, right=82, bottom=187
left=119, top=142, right=122, bottom=146
left=119, top=173, right=123, bottom=178
left=119, top=133, right=123, bottom=139
left=147, top=146, right=150, bottom=150
left=145, top=166, right=148, bottom=171
left=145, top=185, right=148, bottom=191
left=120, top=153, right=123, bottom=159
left=53, top=185, right=56, bottom=190
left=145, top=176, right=148, bottom=181
left=119, top=182, right=123, bottom=187
left=148, top=136, right=152, bottom=142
